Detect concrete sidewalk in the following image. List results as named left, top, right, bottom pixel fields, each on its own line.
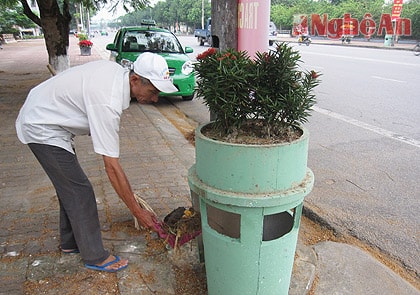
left=0, top=38, right=418, bottom=294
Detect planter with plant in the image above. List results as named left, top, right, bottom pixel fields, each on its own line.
left=188, top=43, right=320, bottom=294
left=77, top=33, right=93, bottom=56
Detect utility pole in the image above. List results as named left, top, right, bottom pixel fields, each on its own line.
left=77, top=4, right=84, bottom=33
left=86, top=8, right=91, bottom=37
left=202, top=0, right=205, bottom=30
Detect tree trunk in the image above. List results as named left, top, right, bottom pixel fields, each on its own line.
left=38, top=1, right=72, bottom=73
left=209, top=0, right=238, bottom=121
left=22, top=0, right=72, bottom=73
left=211, top=0, right=238, bottom=50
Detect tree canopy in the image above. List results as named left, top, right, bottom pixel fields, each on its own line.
left=113, top=0, right=211, bottom=32
left=0, top=5, right=35, bottom=35
left=2, top=0, right=419, bottom=39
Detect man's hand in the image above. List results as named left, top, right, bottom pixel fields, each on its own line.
left=133, top=193, right=159, bottom=231
left=103, top=155, right=158, bottom=231
left=135, top=208, right=158, bottom=231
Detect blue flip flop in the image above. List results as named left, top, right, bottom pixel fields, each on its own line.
left=61, top=249, right=80, bottom=254
left=85, top=255, right=128, bottom=273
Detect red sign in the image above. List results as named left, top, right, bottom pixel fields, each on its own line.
left=342, top=14, right=358, bottom=36
left=309, top=13, right=411, bottom=39
left=293, top=14, right=308, bottom=36
left=392, top=0, right=403, bottom=21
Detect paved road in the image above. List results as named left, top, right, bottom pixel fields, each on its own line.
left=296, top=44, right=420, bottom=275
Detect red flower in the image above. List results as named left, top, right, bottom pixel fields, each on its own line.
left=216, top=52, right=238, bottom=62
left=78, top=40, right=93, bottom=47
left=197, top=47, right=217, bottom=60
left=311, top=70, right=318, bottom=79
left=263, top=52, right=271, bottom=62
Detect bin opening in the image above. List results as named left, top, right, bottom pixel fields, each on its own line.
left=207, top=204, right=241, bottom=239
left=263, top=210, right=294, bottom=241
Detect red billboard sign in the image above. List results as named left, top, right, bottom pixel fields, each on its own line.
left=392, top=0, right=403, bottom=21
left=297, top=13, right=411, bottom=39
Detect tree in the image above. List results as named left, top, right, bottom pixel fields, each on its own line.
left=177, top=0, right=202, bottom=31
left=402, top=0, right=420, bottom=39
left=127, top=0, right=209, bottom=32
left=0, top=4, right=36, bottom=35
left=271, top=4, right=293, bottom=31
left=271, top=0, right=300, bottom=6
left=20, top=0, right=73, bottom=72
left=118, top=9, right=150, bottom=26
left=152, top=1, right=171, bottom=28
left=3, top=0, right=149, bottom=73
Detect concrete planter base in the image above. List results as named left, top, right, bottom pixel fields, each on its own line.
left=188, top=123, right=314, bottom=295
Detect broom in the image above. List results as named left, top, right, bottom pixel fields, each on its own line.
left=133, top=193, right=157, bottom=230
left=133, top=193, right=201, bottom=249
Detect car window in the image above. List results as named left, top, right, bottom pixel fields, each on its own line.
left=122, top=30, right=183, bottom=53
left=114, top=30, right=121, bottom=45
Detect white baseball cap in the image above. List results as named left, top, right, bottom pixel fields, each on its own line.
left=133, top=52, right=178, bottom=93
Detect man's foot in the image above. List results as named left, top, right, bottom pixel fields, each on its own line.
left=85, top=255, right=128, bottom=273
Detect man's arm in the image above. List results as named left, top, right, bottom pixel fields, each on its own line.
left=102, top=155, right=157, bottom=230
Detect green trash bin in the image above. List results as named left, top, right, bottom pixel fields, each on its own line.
left=189, top=170, right=313, bottom=295
left=188, top=124, right=314, bottom=295
left=384, top=34, right=393, bottom=46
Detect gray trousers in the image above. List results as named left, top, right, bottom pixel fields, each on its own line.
left=28, top=143, right=109, bottom=265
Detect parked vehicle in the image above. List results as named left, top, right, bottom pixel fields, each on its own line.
left=269, top=21, right=277, bottom=46
left=195, top=18, right=278, bottom=47
left=194, top=18, right=211, bottom=46
left=106, top=22, right=195, bottom=101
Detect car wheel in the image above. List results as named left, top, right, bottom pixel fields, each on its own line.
left=182, top=95, right=194, bottom=101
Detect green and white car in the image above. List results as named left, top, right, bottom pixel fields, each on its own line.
left=106, top=24, right=195, bottom=100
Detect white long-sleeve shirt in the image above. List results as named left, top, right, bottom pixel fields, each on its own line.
left=16, top=60, right=131, bottom=158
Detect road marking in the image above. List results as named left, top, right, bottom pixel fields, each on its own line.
left=305, top=51, right=420, bottom=67
left=371, top=76, right=406, bottom=83
left=313, top=106, right=420, bottom=148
